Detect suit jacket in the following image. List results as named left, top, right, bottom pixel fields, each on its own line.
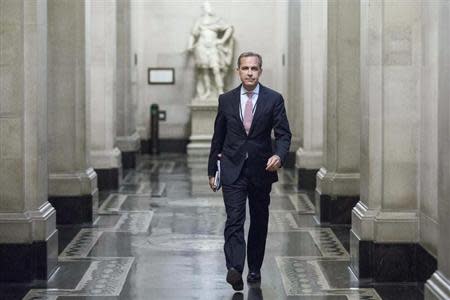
left=208, top=84, right=292, bottom=186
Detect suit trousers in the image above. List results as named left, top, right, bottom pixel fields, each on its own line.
left=221, top=161, right=272, bottom=273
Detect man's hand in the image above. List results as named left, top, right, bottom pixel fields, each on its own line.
left=209, top=176, right=217, bottom=192
left=266, top=155, right=281, bottom=172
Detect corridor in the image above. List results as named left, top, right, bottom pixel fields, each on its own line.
left=12, top=154, right=420, bottom=300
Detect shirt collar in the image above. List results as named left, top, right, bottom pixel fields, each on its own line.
left=240, top=84, right=260, bottom=96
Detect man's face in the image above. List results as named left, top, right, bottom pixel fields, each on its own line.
left=237, top=56, right=262, bottom=90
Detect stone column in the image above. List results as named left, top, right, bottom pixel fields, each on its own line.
left=425, top=1, right=450, bottom=299
left=315, top=0, right=360, bottom=224
left=87, top=0, right=122, bottom=190
left=115, top=0, right=140, bottom=169
left=0, top=0, right=57, bottom=282
left=47, top=0, right=98, bottom=225
left=295, top=0, right=325, bottom=190
left=351, top=0, right=422, bottom=282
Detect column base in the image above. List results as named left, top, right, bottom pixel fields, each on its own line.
left=295, top=148, right=322, bottom=188
left=91, top=148, right=122, bottom=190
left=48, top=195, right=94, bottom=225
left=48, top=168, right=98, bottom=224
left=350, top=230, right=437, bottom=282
left=315, top=191, right=359, bottom=224
left=298, top=168, right=319, bottom=190
left=425, top=271, right=450, bottom=300
left=116, top=132, right=140, bottom=168
left=0, top=230, right=58, bottom=282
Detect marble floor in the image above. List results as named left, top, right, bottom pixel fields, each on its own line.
left=1, top=154, right=424, bottom=300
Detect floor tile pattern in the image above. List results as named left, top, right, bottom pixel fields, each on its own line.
left=13, top=154, right=422, bottom=299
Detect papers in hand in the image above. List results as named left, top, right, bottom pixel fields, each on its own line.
left=214, top=160, right=221, bottom=191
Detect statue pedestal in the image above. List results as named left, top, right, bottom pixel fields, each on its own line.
left=187, top=98, right=218, bottom=156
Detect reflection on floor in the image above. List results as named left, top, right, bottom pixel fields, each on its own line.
left=2, top=154, right=424, bottom=299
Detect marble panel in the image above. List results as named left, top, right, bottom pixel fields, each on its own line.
left=95, top=212, right=153, bottom=233
left=276, top=257, right=330, bottom=295
left=60, top=229, right=103, bottom=258
left=277, top=257, right=382, bottom=298
left=23, top=257, right=134, bottom=298
left=309, top=229, right=349, bottom=259
left=74, top=257, right=134, bottom=295
left=288, top=193, right=315, bottom=214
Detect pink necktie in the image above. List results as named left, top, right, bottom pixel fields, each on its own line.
left=243, top=92, right=254, bottom=135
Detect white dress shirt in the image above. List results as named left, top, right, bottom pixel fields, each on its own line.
left=239, top=84, right=260, bottom=121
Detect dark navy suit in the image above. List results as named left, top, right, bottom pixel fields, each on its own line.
left=208, top=84, right=291, bottom=274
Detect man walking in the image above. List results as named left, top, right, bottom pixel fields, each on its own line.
left=208, top=52, right=292, bottom=291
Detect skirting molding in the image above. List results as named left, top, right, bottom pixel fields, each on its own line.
left=121, top=151, right=137, bottom=169
left=0, top=230, right=58, bottom=282
left=48, top=195, right=94, bottom=225
left=425, top=271, right=450, bottom=300
left=315, top=192, right=359, bottom=224
left=350, top=230, right=437, bottom=282
left=95, top=167, right=122, bottom=191
left=297, top=168, right=319, bottom=190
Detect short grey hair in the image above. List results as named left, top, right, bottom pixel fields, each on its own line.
left=237, top=52, right=262, bottom=68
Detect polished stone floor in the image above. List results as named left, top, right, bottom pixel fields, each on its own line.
left=1, top=154, right=424, bottom=299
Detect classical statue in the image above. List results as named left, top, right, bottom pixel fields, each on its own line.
left=188, top=1, right=234, bottom=100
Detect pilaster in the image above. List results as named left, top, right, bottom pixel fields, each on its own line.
left=0, top=0, right=57, bottom=282
left=315, top=0, right=360, bottom=224
left=47, top=0, right=98, bottom=224
left=87, top=0, right=122, bottom=189
left=425, top=1, right=450, bottom=298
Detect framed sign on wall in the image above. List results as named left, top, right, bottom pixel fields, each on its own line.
left=148, top=68, right=175, bottom=84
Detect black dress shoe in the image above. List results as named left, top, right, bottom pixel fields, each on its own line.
left=247, top=271, right=261, bottom=283
left=226, top=268, right=244, bottom=291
